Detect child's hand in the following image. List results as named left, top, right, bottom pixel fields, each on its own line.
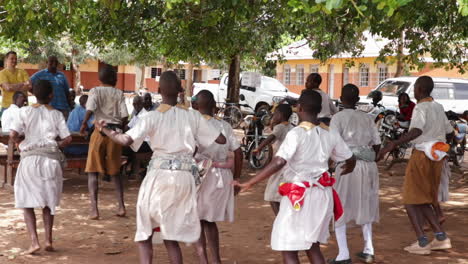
left=232, top=180, right=253, bottom=193
left=79, top=123, right=88, bottom=135
left=94, top=120, right=107, bottom=132
left=377, top=141, right=395, bottom=161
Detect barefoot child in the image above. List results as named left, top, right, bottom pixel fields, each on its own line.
left=80, top=65, right=129, bottom=219
left=192, top=90, right=243, bottom=264
left=94, top=71, right=226, bottom=264
left=378, top=76, right=453, bottom=255
left=234, top=90, right=356, bottom=264
left=329, top=84, right=381, bottom=264
left=253, top=104, right=293, bottom=215
left=10, top=80, right=72, bottom=254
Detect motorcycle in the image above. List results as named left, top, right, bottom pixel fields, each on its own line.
left=378, top=109, right=411, bottom=161
left=446, top=111, right=467, bottom=166
left=240, top=104, right=274, bottom=169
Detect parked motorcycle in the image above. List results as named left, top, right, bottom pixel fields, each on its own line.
left=378, top=109, right=411, bottom=160
left=240, top=104, right=273, bottom=169
left=446, top=111, right=467, bottom=166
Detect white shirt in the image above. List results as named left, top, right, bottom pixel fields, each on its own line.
left=330, top=109, right=381, bottom=147
left=128, top=108, right=148, bottom=129
left=409, top=99, right=452, bottom=144
left=313, top=89, right=338, bottom=118
left=2, top=104, right=22, bottom=133
left=196, top=117, right=240, bottom=162
left=126, top=105, right=221, bottom=156
left=86, top=86, right=129, bottom=125
left=276, top=123, right=352, bottom=182
left=271, top=122, right=294, bottom=152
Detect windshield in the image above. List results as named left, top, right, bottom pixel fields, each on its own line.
left=375, top=80, right=410, bottom=96
left=262, top=77, right=287, bottom=92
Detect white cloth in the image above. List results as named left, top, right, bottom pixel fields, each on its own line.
left=1, top=104, right=22, bottom=133
left=271, top=125, right=352, bottom=251
left=312, top=89, right=338, bottom=119
left=330, top=109, right=381, bottom=227
left=264, top=122, right=293, bottom=202
left=438, top=159, right=450, bottom=202
left=125, top=106, right=221, bottom=243
left=414, top=141, right=448, bottom=161
left=196, top=118, right=240, bottom=222
left=11, top=105, right=71, bottom=215
left=86, top=86, right=129, bottom=124
left=128, top=108, right=148, bottom=129
left=409, top=99, right=452, bottom=144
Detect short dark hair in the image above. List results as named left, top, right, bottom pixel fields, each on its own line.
left=33, top=80, right=53, bottom=101
left=307, top=73, right=322, bottom=86
left=196, top=89, right=216, bottom=110
left=398, top=92, right=410, bottom=102
left=4, top=51, right=17, bottom=60
left=299, top=89, right=322, bottom=114
left=415, top=76, right=434, bottom=95
left=159, top=71, right=182, bottom=96
left=98, top=64, right=117, bottom=86
left=79, top=94, right=88, bottom=106
left=342, top=83, right=360, bottom=99
left=13, top=91, right=25, bottom=102
left=276, top=104, right=293, bottom=120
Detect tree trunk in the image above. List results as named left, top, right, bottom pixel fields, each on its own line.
left=226, top=54, right=241, bottom=104
left=185, top=63, right=194, bottom=107
left=395, top=30, right=404, bottom=77
left=135, top=65, right=146, bottom=92
left=71, top=48, right=81, bottom=94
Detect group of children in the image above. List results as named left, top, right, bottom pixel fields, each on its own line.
left=10, top=69, right=454, bottom=264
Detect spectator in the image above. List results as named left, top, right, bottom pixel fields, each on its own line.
left=68, top=89, right=77, bottom=109
left=0, top=51, right=31, bottom=117
left=64, top=95, right=93, bottom=155
left=30, top=56, right=71, bottom=118
left=1, top=91, right=26, bottom=132
left=143, top=93, right=157, bottom=111
left=398, top=92, right=416, bottom=122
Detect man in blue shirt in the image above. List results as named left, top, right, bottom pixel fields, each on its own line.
left=30, top=56, right=71, bottom=118
left=64, top=95, right=94, bottom=155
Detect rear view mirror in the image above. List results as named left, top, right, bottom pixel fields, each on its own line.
left=240, top=94, right=246, bottom=101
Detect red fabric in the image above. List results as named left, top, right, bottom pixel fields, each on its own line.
left=153, top=227, right=161, bottom=232
left=278, top=172, right=344, bottom=221
left=399, top=101, right=415, bottom=121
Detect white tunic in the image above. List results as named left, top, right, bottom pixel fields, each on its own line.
left=1, top=104, right=22, bottom=133
left=264, top=122, right=293, bottom=202
left=125, top=105, right=220, bottom=243
left=312, top=89, right=338, bottom=119
left=330, top=109, right=381, bottom=227
left=196, top=117, right=240, bottom=222
left=12, top=105, right=70, bottom=215
left=272, top=124, right=352, bottom=251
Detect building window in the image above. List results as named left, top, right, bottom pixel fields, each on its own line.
left=310, top=64, right=319, bottom=74
left=359, top=64, right=369, bottom=87
left=284, top=65, right=291, bottom=85
left=151, top=67, right=162, bottom=78
left=378, top=64, right=388, bottom=84
left=174, top=69, right=186, bottom=80
left=296, top=65, right=304, bottom=85
left=343, top=67, right=350, bottom=85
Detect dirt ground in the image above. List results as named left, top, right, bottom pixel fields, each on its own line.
left=0, top=157, right=467, bottom=264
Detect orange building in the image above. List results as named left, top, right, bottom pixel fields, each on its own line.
left=273, top=33, right=468, bottom=99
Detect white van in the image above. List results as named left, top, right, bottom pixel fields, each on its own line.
left=361, top=77, right=468, bottom=113
left=193, top=72, right=299, bottom=114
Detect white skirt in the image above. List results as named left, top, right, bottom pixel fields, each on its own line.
left=197, top=167, right=235, bottom=222
left=134, top=168, right=200, bottom=243
left=334, top=160, right=379, bottom=227
left=264, top=171, right=284, bottom=202
left=14, top=156, right=63, bottom=215
left=438, top=159, right=450, bottom=202
left=271, top=187, right=334, bottom=251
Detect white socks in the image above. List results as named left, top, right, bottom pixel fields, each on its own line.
left=362, top=223, right=374, bottom=255
left=335, top=224, right=350, bottom=261
left=335, top=223, right=375, bottom=261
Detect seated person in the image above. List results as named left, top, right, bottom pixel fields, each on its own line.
left=123, top=95, right=152, bottom=179
left=398, top=92, right=415, bottom=122
left=143, top=92, right=159, bottom=111
left=2, top=91, right=27, bottom=132
left=64, top=95, right=94, bottom=155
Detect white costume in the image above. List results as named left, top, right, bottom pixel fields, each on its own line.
left=264, top=122, right=293, bottom=202
left=125, top=104, right=220, bottom=243
left=312, top=89, right=338, bottom=119
left=196, top=116, right=240, bottom=222
left=12, top=104, right=70, bottom=215
left=438, top=159, right=450, bottom=202
left=272, top=122, right=352, bottom=251
left=1, top=104, right=22, bottom=133
left=330, top=109, right=381, bottom=227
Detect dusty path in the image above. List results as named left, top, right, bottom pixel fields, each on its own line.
left=0, top=159, right=467, bottom=264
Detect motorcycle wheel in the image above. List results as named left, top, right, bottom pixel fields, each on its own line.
left=248, top=140, right=273, bottom=169
left=219, top=106, right=243, bottom=129
left=455, top=140, right=466, bottom=166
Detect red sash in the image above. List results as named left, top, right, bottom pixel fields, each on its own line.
left=278, top=172, right=344, bottom=221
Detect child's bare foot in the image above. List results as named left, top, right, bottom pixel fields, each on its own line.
left=116, top=208, right=126, bottom=217
left=23, top=244, right=41, bottom=255
left=44, top=243, right=55, bottom=252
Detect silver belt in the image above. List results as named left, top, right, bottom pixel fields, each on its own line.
left=149, top=155, right=201, bottom=185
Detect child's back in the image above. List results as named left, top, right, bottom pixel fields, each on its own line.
left=331, top=109, right=379, bottom=147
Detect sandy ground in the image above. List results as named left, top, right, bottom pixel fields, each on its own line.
left=0, top=157, right=467, bottom=264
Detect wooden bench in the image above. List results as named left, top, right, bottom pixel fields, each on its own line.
left=0, top=132, right=127, bottom=189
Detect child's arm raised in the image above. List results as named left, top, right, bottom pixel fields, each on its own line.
left=233, top=156, right=286, bottom=193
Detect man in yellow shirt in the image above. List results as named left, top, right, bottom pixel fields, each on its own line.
left=0, top=51, right=31, bottom=116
